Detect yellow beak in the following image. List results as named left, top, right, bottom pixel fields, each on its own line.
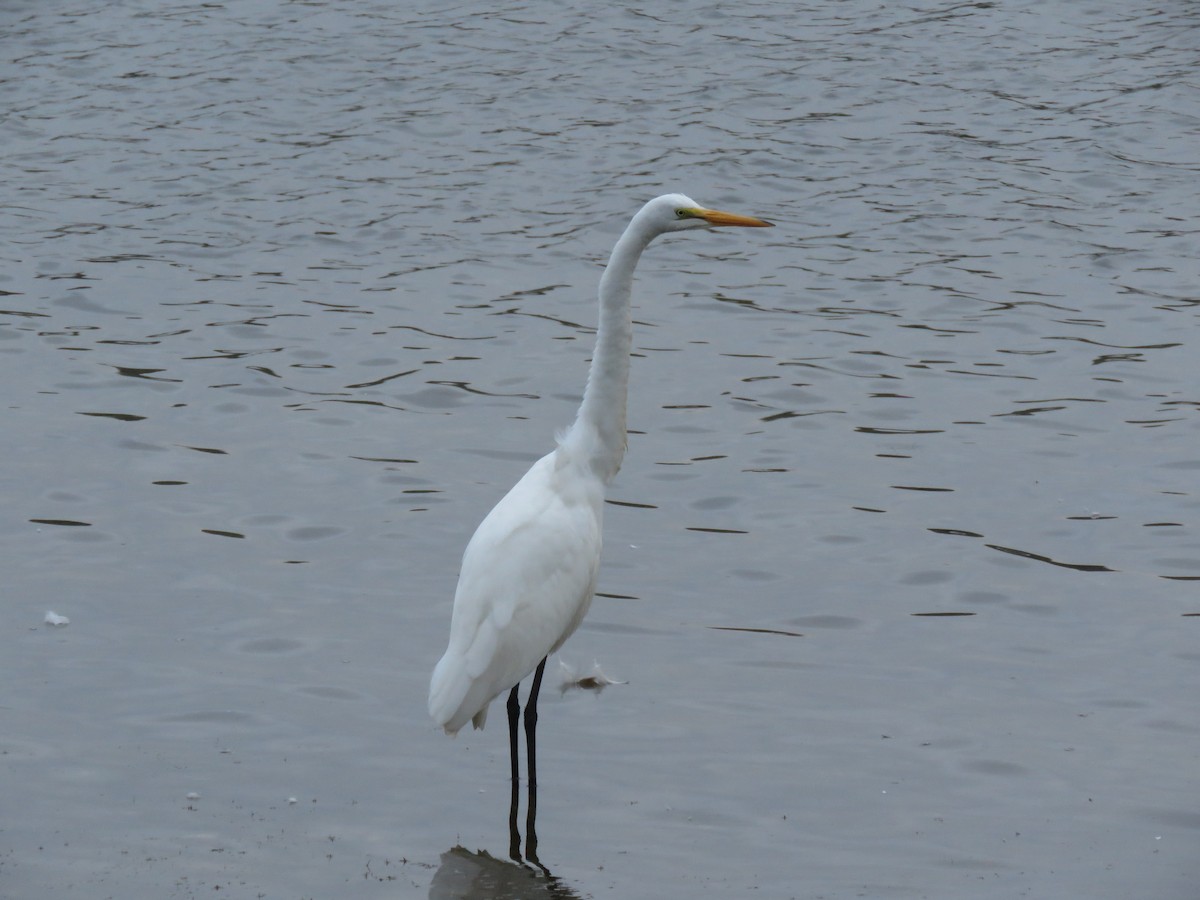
left=692, top=207, right=774, bottom=228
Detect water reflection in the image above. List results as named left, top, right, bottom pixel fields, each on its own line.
left=508, top=746, right=544, bottom=871
left=429, top=846, right=581, bottom=900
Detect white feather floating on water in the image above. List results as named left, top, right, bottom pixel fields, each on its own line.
left=44, top=611, right=70, bottom=626
left=558, top=659, right=626, bottom=693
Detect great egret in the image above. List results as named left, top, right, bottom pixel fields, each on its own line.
left=428, top=193, right=772, bottom=856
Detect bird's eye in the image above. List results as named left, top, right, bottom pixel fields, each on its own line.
left=675, top=209, right=689, bottom=219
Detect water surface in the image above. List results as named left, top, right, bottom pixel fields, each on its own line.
left=2, top=1, right=1198, bottom=897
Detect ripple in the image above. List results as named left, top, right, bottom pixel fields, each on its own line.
left=201, top=528, right=245, bottom=539
left=986, top=544, right=1115, bottom=572
left=76, top=411, right=147, bottom=422
left=707, top=625, right=803, bottom=638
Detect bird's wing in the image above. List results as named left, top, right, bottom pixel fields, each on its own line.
left=429, top=450, right=604, bottom=733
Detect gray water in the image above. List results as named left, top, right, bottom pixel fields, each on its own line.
left=3, top=1, right=1198, bottom=897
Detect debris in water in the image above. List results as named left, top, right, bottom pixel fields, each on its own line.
left=44, top=611, right=70, bottom=626
left=558, top=659, right=626, bottom=693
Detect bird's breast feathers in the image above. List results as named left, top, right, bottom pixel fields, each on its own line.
left=448, top=450, right=604, bottom=672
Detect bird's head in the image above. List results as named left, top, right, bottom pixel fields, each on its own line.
left=638, top=193, right=774, bottom=235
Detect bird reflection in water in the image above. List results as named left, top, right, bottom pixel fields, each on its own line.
left=429, top=845, right=582, bottom=900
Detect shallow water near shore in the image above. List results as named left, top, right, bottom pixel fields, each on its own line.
left=2, top=1, right=1198, bottom=897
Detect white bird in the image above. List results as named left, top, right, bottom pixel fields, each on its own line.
left=428, top=195, right=772, bottom=841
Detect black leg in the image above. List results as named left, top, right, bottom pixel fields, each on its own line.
left=524, top=657, right=548, bottom=864
left=507, top=683, right=521, bottom=786
left=507, top=683, right=521, bottom=861
left=524, top=658, right=547, bottom=786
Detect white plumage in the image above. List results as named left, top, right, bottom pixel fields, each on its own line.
left=429, top=194, right=772, bottom=742
left=429, top=446, right=603, bottom=734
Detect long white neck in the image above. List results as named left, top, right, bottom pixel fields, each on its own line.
left=564, top=213, right=660, bottom=484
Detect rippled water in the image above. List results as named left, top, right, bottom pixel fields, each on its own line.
left=3, top=1, right=1198, bottom=897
